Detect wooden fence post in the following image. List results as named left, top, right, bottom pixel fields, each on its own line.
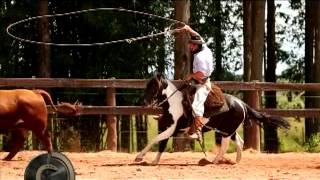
left=244, top=83, right=261, bottom=151
left=106, top=82, right=117, bottom=151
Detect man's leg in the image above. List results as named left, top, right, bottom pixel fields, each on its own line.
left=188, top=85, right=210, bottom=139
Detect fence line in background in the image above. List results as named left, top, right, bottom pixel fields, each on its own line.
left=1, top=78, right=320, bottom=151
left=1, top=78, right=319, bottom=117
left=1, top=78, right=320, bottom=91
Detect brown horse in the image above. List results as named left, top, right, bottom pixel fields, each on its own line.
left=0, top=89, right=80, bottom=160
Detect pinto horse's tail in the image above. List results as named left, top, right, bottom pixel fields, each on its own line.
left=244, top=103, right=290, bottom=129
left=34, top=89, right=81, bottom=116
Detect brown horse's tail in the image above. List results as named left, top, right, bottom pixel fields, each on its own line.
left=34, top=89, right=81, bottom=116
left=35, top=89, right=58, bottom=111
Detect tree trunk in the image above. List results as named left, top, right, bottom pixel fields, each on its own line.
left=305, top=0, right=320, bottom=141
left=172, top=0, right=191, bottom=152
left=38, top=0, right=51, bottom=78
left=243, top=0, right=265, bottom=151
left=174, top=0, right=190, bottom=80
left=213, top=0, right=223, bottom=81
left=212, top=0, right=224, bottom=149
left=264, top=0, right=279, bottom=153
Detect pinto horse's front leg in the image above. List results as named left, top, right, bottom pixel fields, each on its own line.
left=135, top=122, right=177, bottom=163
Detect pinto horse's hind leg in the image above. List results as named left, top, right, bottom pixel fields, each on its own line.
left=213, top=136, right=230, bottom=164
left=234, top=132, right=244, bottom=163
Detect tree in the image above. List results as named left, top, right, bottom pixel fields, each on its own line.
left=243, top=0, right=266, bottom=150
left=264, top=0, right=279, bottom=152
left=174, top=0, right=190, bottom=80
left=305, top=0, right=320, bottom=142
left=213, top=0, right=223, bottom=81
left=172, top=0, right=191, bottom=152
left=37, top=0, right=51, bottom=78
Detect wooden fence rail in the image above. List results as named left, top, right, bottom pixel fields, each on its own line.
left=47, top=106, right=320, bottom=118
left=1, top=78, right=320, bottom=91
left=2, top=78, right=319, bottom=117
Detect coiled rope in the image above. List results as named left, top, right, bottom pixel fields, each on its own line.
left=6, top=7, right=185, bottom=47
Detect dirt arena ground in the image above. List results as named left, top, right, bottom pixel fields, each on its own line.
left=0, top=150, right=319, bottom=180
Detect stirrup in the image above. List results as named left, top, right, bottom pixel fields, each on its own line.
left=188, top=130, right=202, bottom=140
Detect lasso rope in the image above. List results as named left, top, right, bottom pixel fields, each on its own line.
left=6, top=7, right=185, bottom=47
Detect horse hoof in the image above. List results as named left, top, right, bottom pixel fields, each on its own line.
left=3, top=158, right=11, bottom=161
left=213, top=158, right=236, bottom=165
left=198, top=158, right=212, bottom=166
left=151, top=160, right=159, bottom=165
left=134, top=157, right=143, bottom=162
left=236, top=156, right=242, bottom=163
left=3, top=156, right=13, bottom=161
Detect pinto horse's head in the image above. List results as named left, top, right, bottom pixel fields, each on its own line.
left=144, top=73, right=167, bottom=107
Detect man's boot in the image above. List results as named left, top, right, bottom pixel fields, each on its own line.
left=188, top=116, right=204, bottom=139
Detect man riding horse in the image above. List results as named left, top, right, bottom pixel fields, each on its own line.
left=177, top=25, right=224, bottom=139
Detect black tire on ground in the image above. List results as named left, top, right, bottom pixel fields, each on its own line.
left=24, top=152, right=75, bottom=180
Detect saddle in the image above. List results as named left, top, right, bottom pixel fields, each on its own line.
left=181, top=82, right=229, bottom=118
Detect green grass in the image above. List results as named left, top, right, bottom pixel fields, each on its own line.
left=278, top=118, right=305, bottom=152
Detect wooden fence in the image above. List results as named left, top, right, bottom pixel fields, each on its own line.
left=1, top=78, right=320, bottom=117
left=1, top=78, right=320, bottom=151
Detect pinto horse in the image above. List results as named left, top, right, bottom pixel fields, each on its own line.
left=0, top=89, right=80, bottom=160
left=135, top=74, right=290, bottom=165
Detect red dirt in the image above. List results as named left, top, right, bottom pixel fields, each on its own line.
left=1, top=150, right=320, bottom=180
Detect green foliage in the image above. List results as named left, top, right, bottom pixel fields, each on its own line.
left=276, top=1, right=305, bottom=82
left=277, top=91, right=304, bottom=109
left=190, top=0, right=243, bottom=74
left=305, top=133, right=320, bottom=152
left=278, top=118, right=305, bottom=152
left=276, top=89, right=307, bottom=152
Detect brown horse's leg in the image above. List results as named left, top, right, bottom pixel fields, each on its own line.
left=33, top=127, right=53, bottom=154
left=3, top=128, right=27, bottom=161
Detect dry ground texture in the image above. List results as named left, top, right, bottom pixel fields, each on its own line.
left=0, top=150, right=320, bottom=180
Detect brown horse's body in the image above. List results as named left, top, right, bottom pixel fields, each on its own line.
left=0, top=89, right=79, bottom=160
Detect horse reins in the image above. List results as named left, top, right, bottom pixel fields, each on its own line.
left=153, top=80, right=187, bottom=107
left=156, top=87, right=180, bottom=107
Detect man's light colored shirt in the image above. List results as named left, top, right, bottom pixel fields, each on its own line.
left=192, top=44, right=213, bottom=77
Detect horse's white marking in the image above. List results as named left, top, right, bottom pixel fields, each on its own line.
left=212, top=96, right=246, bottom=164
left=135, top=80, right=184, bottom=163
left=213, top=136, right=231, bottom=163
left=162, top=81, right=184, bottom=121
left=232, top=96, right=246, bottom=123
left=235, top=132, right=244, bottom=163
